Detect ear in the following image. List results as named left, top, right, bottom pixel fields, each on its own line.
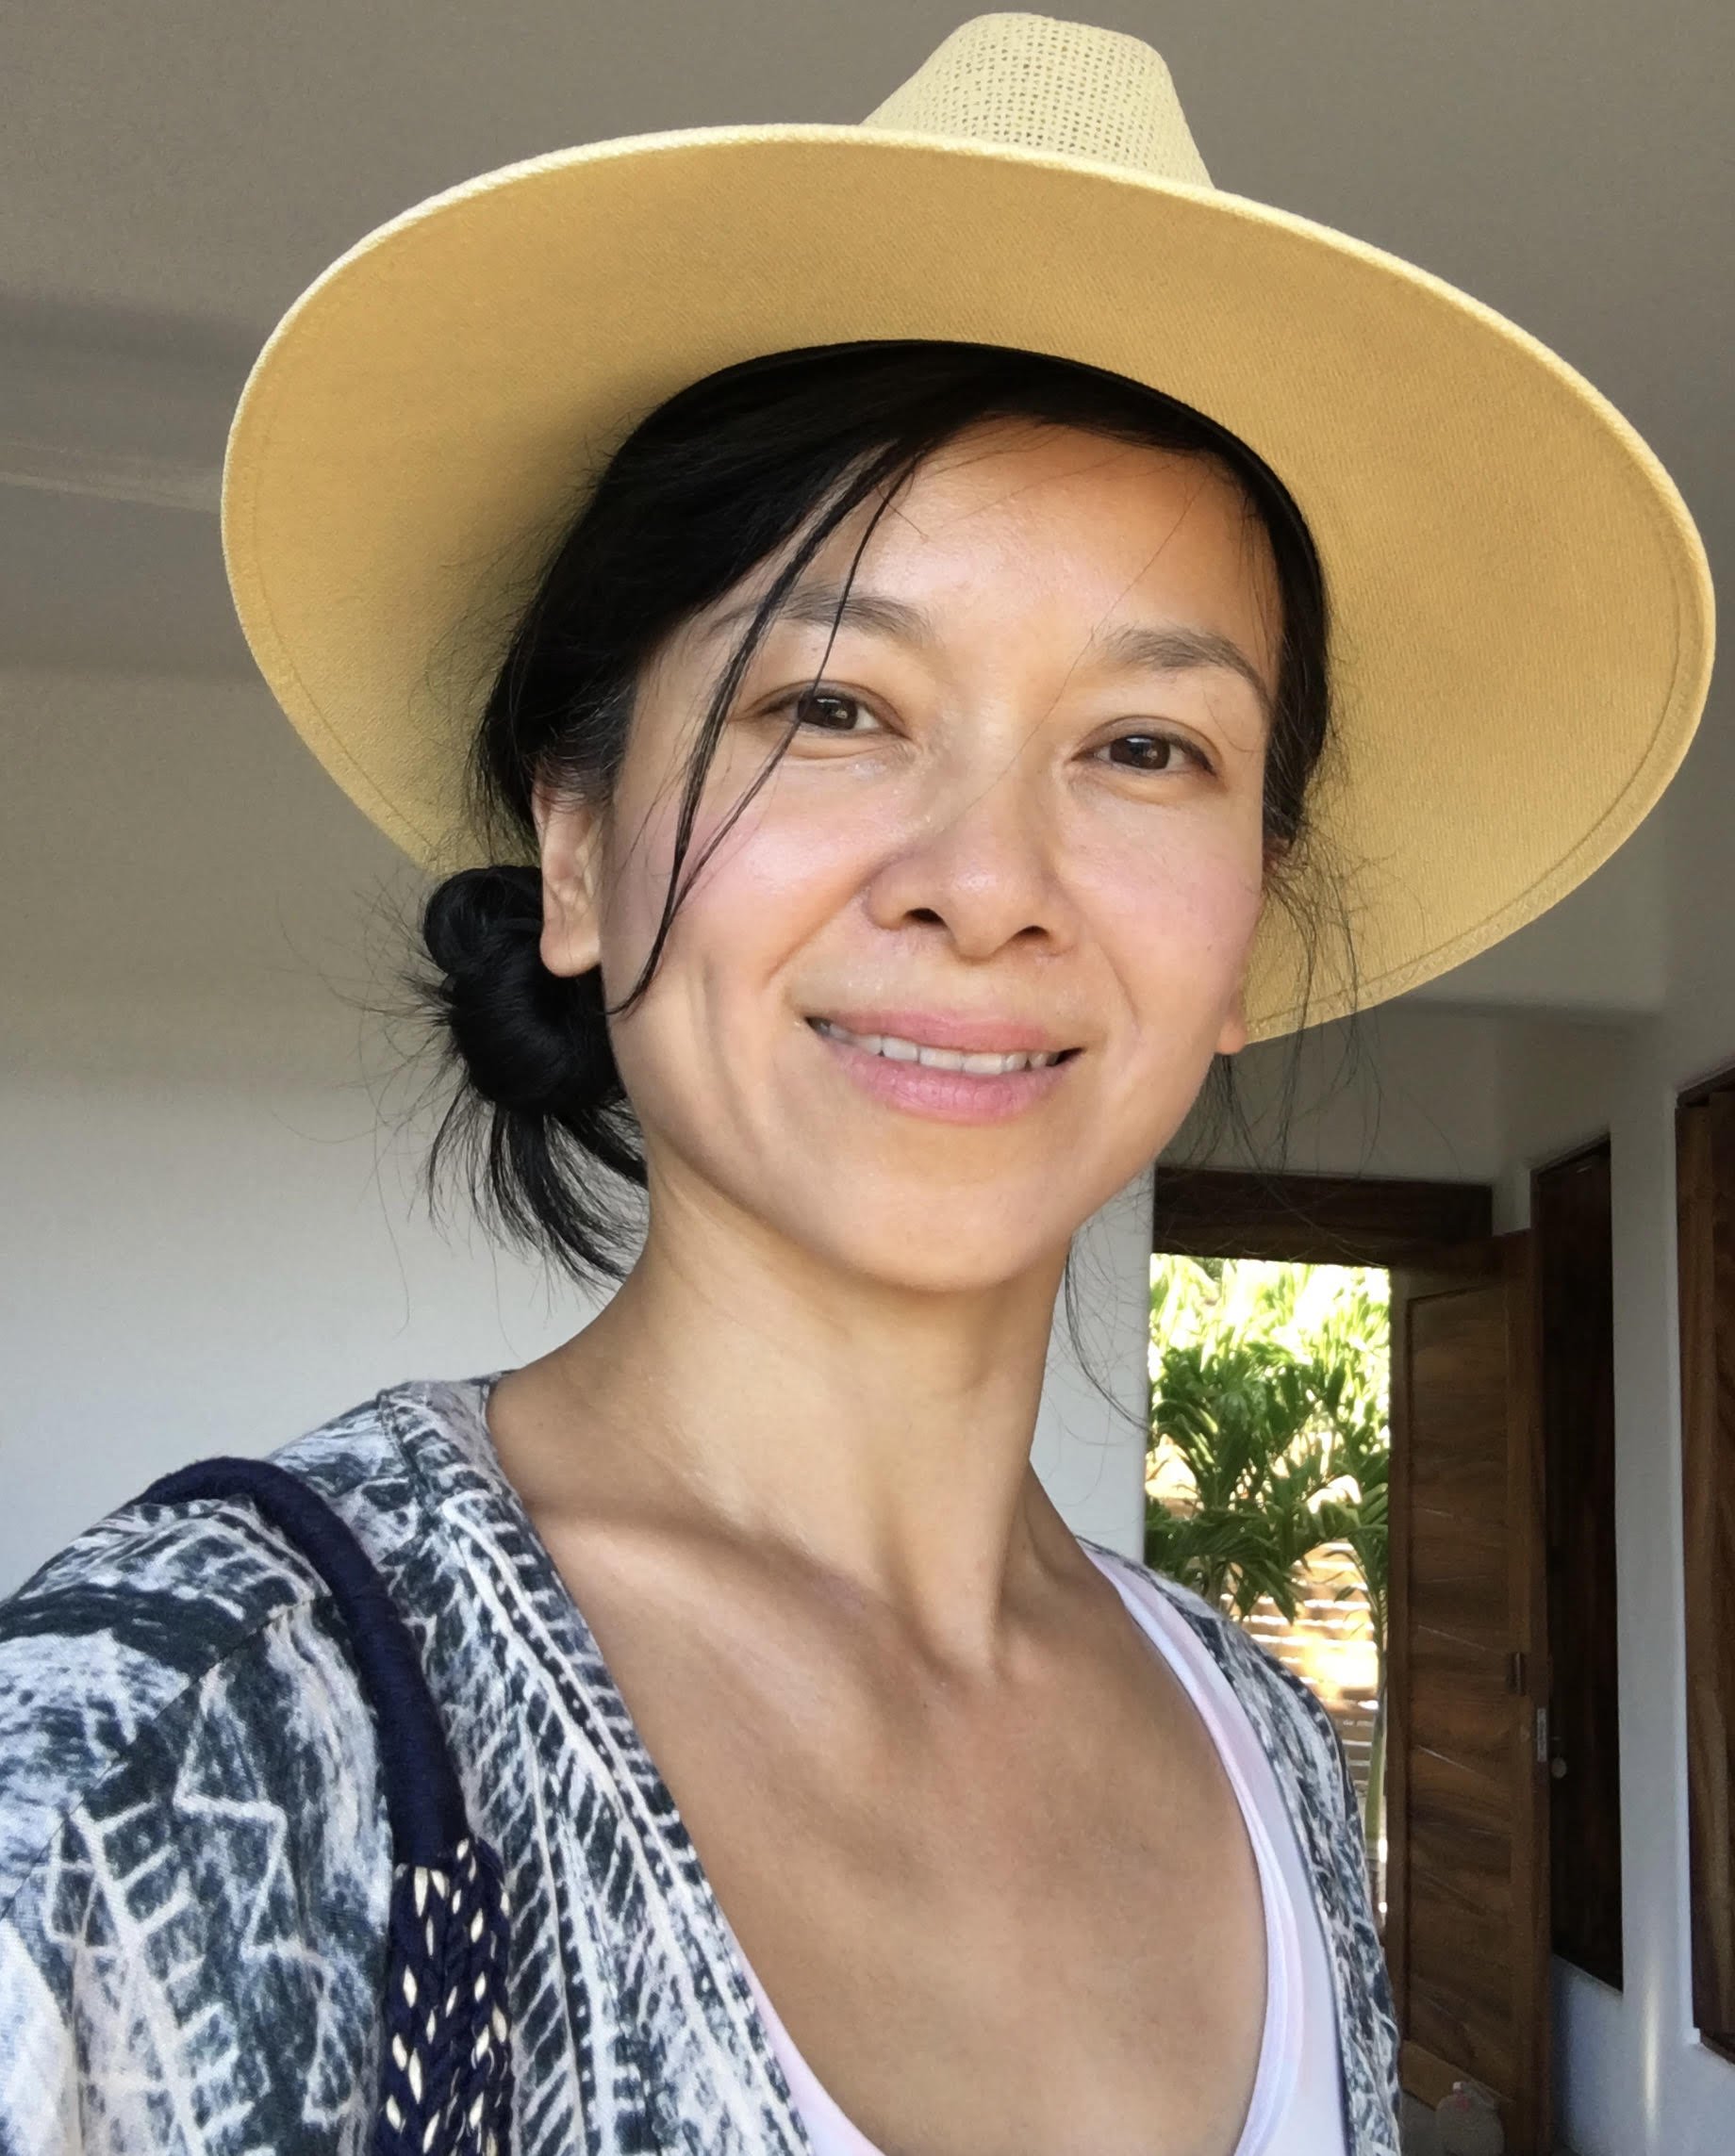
left=1214, top=988, right=1249, bottom=1059
left=534, top=782, right=606, bottom=979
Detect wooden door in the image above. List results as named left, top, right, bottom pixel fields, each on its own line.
left=1677, top=1088, right=1735, bottom=2052
left=1386, top=1234, right=1551, bottom=2152
left=1534, top=1144, right=1622, bottom=1989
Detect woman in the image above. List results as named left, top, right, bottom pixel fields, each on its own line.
left=0, top=16, right=1711, bottom=2156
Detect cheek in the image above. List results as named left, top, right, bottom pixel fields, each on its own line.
left=1090, top=823, right=1267, bottom=1028
left=594, top=777, right=881, bottom=1125
left=606, top=765, right=884, bottom=978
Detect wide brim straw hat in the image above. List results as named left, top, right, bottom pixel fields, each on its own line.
left=223, top=10, right=1714, bottom=1042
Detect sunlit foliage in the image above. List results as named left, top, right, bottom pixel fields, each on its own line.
left=1147, top=1255, right=1389, bottom=1642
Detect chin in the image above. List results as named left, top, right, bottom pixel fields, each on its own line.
left=784, top=1208, right=1075, bottom=1299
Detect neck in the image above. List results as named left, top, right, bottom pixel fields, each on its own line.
left=491, top=1181, right=1078, bottom=1656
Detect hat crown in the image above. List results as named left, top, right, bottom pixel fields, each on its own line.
left=861, top=12, right=1213, bottom=187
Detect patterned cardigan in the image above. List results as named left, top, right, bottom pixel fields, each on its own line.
left=0, top=1379, right=1401, bottom=2154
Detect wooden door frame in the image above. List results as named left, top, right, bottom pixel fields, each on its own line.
left=1532, top=1137, right=1624, bottom=1991
left=1150, top=1169, right=1500, bottom=1948
left=1677, top=1070, right=1735, bottom=2057
left=1152, top=1165, right=1494, bottom=1266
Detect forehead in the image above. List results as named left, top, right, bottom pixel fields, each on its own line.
left=701, top=419, right=1283, bottom=689
left=895, top=417, right=1250, bottom=532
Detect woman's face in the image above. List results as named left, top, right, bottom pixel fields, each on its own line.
left=540, top=420, right=1280, bottom=1292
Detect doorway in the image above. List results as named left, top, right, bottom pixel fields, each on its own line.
left=1149, top=1162, right=1615, bottom=2155
left=1148, top=1249, right=1392, bottom=1910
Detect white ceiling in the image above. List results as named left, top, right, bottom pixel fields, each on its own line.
left=2, top=0, right=1727, bottom=1022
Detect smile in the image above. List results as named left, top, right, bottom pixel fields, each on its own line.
left=809, top=1018, right=1067, bottom=1074
left=804, top=1015, right=1081, bottom=1127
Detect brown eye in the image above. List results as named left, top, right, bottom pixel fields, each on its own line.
left=792, top=688, right=872, bottom=733
left=1105, top=732, right=1198, bottom=773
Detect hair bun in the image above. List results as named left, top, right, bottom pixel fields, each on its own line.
left=421, top=865, right=614, bottom=1117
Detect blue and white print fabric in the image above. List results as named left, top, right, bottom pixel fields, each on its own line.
left=0, top=1378, right=1401, bottom=2153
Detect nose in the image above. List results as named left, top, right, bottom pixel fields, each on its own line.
left=863, top=759, right=1080, bottom=962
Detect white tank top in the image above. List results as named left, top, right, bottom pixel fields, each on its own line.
left=733, top=1547, right=1348, bottom=2155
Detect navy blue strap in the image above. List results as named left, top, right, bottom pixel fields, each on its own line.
left=139, top=1454, right=515, bottom=2154
left=140, top=1456, right=468, bottom=1865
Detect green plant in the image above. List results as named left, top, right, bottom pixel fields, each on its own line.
left=1146, top=1334, right=1334, bottom=1621
left=1148, top=1254, right=1392, bottom=1844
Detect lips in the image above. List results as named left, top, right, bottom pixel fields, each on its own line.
left=804, top=1012, right=1081, bottom=1126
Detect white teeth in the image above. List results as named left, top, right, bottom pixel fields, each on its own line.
left=814, top=1020, right=1065, bottom=1074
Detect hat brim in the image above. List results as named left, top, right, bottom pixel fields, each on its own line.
left=222, top=124, right=1714, bottom=1041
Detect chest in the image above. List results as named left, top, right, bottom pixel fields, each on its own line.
left=530, top=1537, right=1271, bottom=2156
left=692, top=1705, right=1269, bottom=2156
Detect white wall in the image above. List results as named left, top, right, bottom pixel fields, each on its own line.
left=1031, top=1167, right=1153, bottom=1559
left=1494, top=937, right=1735, bottom=2138
left=1495, top=1016, right=1735, bottom=2156
left=0, top=996, right=582, bottom=1590
left=1485, top=606, right=1735, bottom=2153
left=1165, top=998, right=1512, bottom=1190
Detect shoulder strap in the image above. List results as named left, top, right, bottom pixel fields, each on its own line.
left=143, top=1457, right=466, bottom=1863
left=138, top=1455, right=515, bottom=2156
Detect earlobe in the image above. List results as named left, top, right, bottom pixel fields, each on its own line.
left=1215, top=989, right=1250, bottom=1059
left=534, top=786, right=605, bottom=979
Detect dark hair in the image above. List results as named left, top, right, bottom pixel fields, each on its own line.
left=420, top=339, right=1338, bottom=1283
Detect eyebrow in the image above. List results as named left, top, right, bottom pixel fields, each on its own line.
left=1092, top=620, right=1275, bottom=727
left=707, top=580, right=1274, bottom=722
left=704, top=581, right=934, bottom=648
